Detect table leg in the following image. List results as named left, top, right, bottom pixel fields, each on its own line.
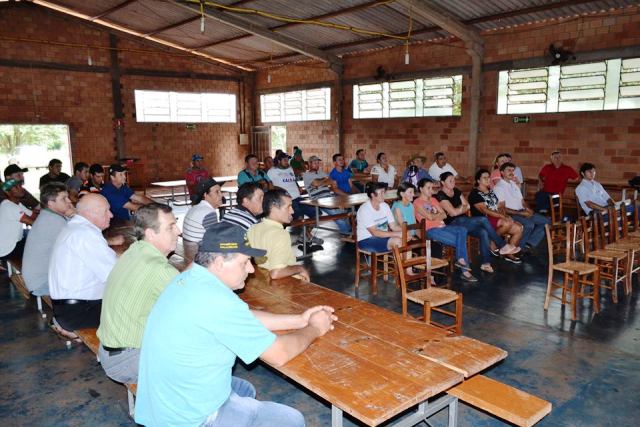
left=388, top=395, right=458, bottom=427
left=315, top=205, right=320, bottom=230
left=331, top=405, right=343, bottom=427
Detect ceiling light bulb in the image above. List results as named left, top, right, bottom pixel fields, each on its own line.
left=200, top=16, right=205, bottom=33
left=267, top=73, right=272, bottom=84
left=87, top=55, right=92, bottom=66
left=405, top=52, right=410, bottom=65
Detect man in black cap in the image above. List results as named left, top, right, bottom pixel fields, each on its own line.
left=101, top=163, right=153, bottom=221
left=182, top=178, right=225, bottom=244
left=39, top=158, right=71, bottom=188
left=135, top=222, right=336, bottom=427
left=1, top=164, right=40, bottom=209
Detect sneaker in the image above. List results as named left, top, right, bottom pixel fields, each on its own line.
left=490, top=248, right=501, bottom=257
left=311, top=236, right=324, bottom=245
left=503, top=254, right=522, bottom=264
left=499, top=244, right=520, bottom=255
left=461, top=272, right=479, bottom=282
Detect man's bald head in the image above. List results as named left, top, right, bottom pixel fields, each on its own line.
left=76, top=193, right=113, bottom=230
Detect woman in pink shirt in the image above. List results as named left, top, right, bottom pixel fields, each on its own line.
left=414, top=178, right=477, bottom=282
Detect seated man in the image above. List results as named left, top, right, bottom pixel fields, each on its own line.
left=97, top=203, right=181, bottom=384
left=0, top=164, right=40, bottom=209
left=0, top=179, right=37, bottom=261
left=329, top=153, right=357, bottom=195
left=221, top=182, right=263, bottom=231
left=494, top=162, right=550, bottom=252
left=289, top=147, right=307, bottom=178
left=22, top=183, right=74, bottom=297
left=79, top=163, right=105, bottom=196
left=247, top=188, right=311, bottom=281
left=575, top=162, right=614, bottom=216
left=490, top=153, right=523, bottom=188
left=182, top=178, right=224, bottom=243
left=535, top=150, right=579, bottom=213
left=428, top=152, right=461, bottom=181
left=39, top=158, right=71, bottom=188
left=185, top=153, right=210, bottom=198
left=302, top=155, right=351, bottom=235
left=262, top=155, right=274, bottom=172
left=101, top=164, right=153, bottom=221
left=348, top=149, right=371, bottom=192
left=237, top=154, right=272, bottom=190
left=135, top=223, right=336, bottom=427
left=49, top=194, right=117, bottom=337
left=65, top=161, right=89, bottom=202
left=356, top=182, right=402, bottom=253
left=401, top=155, right=432, bottom=187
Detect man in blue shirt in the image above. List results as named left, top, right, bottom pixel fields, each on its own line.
left=329, top=153, right=356, bottom=194
left=135, top=223, right=337, bottom=427
left=101, top=164, right=153, bottom=221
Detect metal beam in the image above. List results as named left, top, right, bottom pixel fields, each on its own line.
left=170, top=0, right=343, bottom=74
left=91, top=0, right=138, bottom=20
left=144, top=16, right=200, bottom=37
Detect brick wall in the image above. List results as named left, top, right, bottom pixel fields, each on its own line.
left=0, top=3, right=248, bottom=184
left=255, top=5, right=640, bottom=182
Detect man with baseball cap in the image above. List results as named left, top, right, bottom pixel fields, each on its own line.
left=135, top=222, right=336, bottom=427
left=1, top=164, right=40, bottom=209
left=186, top=153, right=210, bottom=197
left=0, top=179, right=38, bottom=261
left=101, top=163, right=153, bottom=221
left=182, top=178, right=224, bottom=244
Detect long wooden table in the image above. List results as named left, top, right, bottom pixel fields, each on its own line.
left=241, top=270, right=507, bottom=426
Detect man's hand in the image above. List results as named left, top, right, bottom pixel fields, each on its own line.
left=308, top=309, right=336, bottom=336
left=301, top=306, right=336, bottom=326
left=522, top=208, right=534, bottom=218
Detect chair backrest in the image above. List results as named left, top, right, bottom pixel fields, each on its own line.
left=392, top=241, right=433, bottom=294
left=632, top=197, right=640, bottom=232
left=580, top=215, right=599, bottom=256
left=549, top=194, right=564, bottom=224
left=401, top=219, right=425, bottom=246
left=545, top=222, right=572, bottom=265
left=595, top=211, right=612, bottom=245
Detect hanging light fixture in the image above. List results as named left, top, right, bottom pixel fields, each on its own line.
left=200, top=1, right=205, bottom=33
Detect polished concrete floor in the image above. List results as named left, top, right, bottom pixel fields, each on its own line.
left=1, top=225, right=639, bottom=426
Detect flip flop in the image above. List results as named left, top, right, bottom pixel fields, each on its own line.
left=454, top=261, right=472, bottom=271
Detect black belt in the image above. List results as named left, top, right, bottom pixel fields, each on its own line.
left=102, top=345, right=128, bottom=355
left=53, top=299, right=94, bottom=305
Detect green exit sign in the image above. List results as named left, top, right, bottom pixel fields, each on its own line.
left=513, top=116, right=530, bottom=124
left=186, top=123, right=197, bottom=130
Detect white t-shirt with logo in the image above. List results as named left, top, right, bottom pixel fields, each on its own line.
left=371, top=164, right=397, bottom=188
left=0, top=200, right=31, bottom=257
left=268, top=167, right=301, bottom=199
left=356, top=200, right=395, bottom=242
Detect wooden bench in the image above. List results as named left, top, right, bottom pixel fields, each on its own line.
left=5, top=258, right=52, bottom=318
left=74, top=328, right=137, bottom=417
left=448, top=374, right=551, bottom=426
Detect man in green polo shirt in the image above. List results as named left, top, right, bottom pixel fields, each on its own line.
left=97, top=203, right=181, bottom=384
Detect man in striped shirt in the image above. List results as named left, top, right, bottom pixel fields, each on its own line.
left=221, top=183, right=263, bottom=231
left=182, top=178, right=224, bottom=243
left=302, top=156, right=351, bottom=235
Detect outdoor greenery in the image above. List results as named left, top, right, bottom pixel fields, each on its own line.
left=0, top=124, right=67, bottom=155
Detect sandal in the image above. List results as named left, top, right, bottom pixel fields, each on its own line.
left=454, top=261, right=472, bottom=271
left=461, top=272, right=478, bottom=282
left=480, top=264, right=494, bottom=273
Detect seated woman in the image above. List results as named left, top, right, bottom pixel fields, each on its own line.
left=468, top=169, right=524, bottom=264
left=371, top=152, right=398, bottom=189
left=414, top=178, right=477, bottom=282
left=437, top=172, right=519, bottom=273
left=356, top=182, right=403, bottom=253
left=391, top=182, right=416, bottom=239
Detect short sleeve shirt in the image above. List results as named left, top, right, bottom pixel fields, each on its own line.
left=65, top=176, right=84, bottom=192
left=185, top=168, right=210, bottom=195
left=39, top=172, right=71, bottom=188
left=356, top=200, right=395, bottom=241
left=302, top=170, right=332, bottom=200
left=428, top=163, right=458, bottom=181
left=329, top=168, right=353, bottom=194
left=575, top=179, right=611, bottom=215
left=371, top=164, right=397, bottom=187
left=349, top=159, right=369, bottom=172
left=493, top=179, right=525, bottom=210
left=135, top=264, right=276, bottom=427
left=0, top=200, right=30, bottom=257
left=237, top=169, right=271, bottom=186
left=436, top=188, right=463, bottom=224
left=247, top=218, right=296, bottom=270
left=539, top=163, right=578, bottom=194
left=101, top=182, right=134, bottom=220
left=267, top=167, right=301, bottom=199
left=469, top=188, right=499, bottom=216
left=390, top=201, right=415, bottom=228
left=182, top=200, right=218, bottom=243
left=413, top=197, right=445, bottom=230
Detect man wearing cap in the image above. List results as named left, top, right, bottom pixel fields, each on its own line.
left=302, top=156, right=352, bottom=235
left=1, top=164, right=40, bottom=209
left=401, top=155, right=432, bottom=187
left=247, top=188, right=311, bottom=281
left=221, top=183, right=263, bottom=231
left=101, top=164, right=153, bottom=221
left=135, top=222, right=336, bottom=427
left=48, top=194, right=117, bottom=337
left=97, top=203, right=181, bottom=384
left=22, top=183, right=74, bottom=297
left=267, top=151, right=316, bottom=221
left=0, top=179, right=38, bottom=261
left=65, top=161, right=89, bottom=202
left=237, top=154, right=272, bottom=190
left=186, top=153, right=210, bottom=197
left=182, top=178, right=224, bottom=244
left=39, top=158, right=71, bottom=188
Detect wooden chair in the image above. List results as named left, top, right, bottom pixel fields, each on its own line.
left=601, top=207, right=639, bottom=295
left=353, top=214, right=395, bottom=295
left=392, top=241, right=462, bottom=335
left=549, top=194, right=564, bottom=224
left=581, top=215, right=628, bottom=303
left=544, top=223, right=600, bottom=321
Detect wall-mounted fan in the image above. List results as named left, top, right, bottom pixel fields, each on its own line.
left=549, top=44, right=575, bottom=65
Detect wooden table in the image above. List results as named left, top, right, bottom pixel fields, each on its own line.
left=149, top=176, right=239, bottom=205
left=241, top=270, right=507, bottom=427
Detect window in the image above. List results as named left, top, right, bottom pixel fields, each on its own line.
left=353, top=75, right=462, bottom=119
left=497, top=57, right=640, bottom=114
left=134, top=90, right=236, bottom=123
left=260, top=87, right=331, bottom=123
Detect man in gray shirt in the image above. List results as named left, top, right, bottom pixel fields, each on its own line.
left=65, top=162, right=89, bottom=202
left=22, top=183, right=74, bottom=296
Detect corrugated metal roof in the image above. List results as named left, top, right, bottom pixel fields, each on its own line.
left=51, top=0, right=125, bottom=17
left=105, top=0, right=195, bottom=34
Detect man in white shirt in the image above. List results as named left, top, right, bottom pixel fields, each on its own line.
left=370, top=152, right=397, bottom=189
left=0, top=179, right=37, bottom=261
left=428, top=152, right=461, bottom=181
left=49, top=194, right=117, bottom=336
left=494, top=162, right=550, bottom=251
left=356, top=182, right=402, bottom=253
left=575, top=163, right=613, bottom=216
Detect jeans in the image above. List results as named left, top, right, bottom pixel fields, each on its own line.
left=98, top=345, right=140, bottom=384
left=292, top=198, right=316, bottom=220
left=201, top=377, right=305, bottom=427
left=535, top=191, right=554, bottom=213
left=512, top=213, right=550, bottom=248
left=451, top=216, right=506, bottom=264
left=426, top=225, right=469, bottom=265
left=320, top=207, right=352, bottom=234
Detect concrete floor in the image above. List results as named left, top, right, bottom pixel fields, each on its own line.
left=1, top=225, right=639, bottom=427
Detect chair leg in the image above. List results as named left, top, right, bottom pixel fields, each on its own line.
left=593, top=268, right=600, bottom=314
left=612, top=259, right=619, bottom=304
left=371, top=253, right=378, bottom=295
left=383, top=254, right=389, bottom=282
left=571, top=271, right=579, bottom=321
left=423, top=302, right=431, bottom=325
left=544, top=267, right=554, bottom=310
left=354, top=250, right=361, bottom=288
left=562, top=272, right=568, bottom=304
left=455, top=294, right=463, bottom=336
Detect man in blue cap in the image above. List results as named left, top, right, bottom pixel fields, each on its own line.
left=135, top=222, right=336, bottom=427
left=186, top=153, right=210, bottom=197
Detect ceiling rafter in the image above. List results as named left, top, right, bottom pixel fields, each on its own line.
left=169, top=0, right=343, bottom=74
left=143, top=16, right=200, bottom=37
left=91, top=0, right=138, bottom=20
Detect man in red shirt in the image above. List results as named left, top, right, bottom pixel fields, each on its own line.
left=185, top=154, right=210, bottom=199
left=535, top=151, right=579, bottom=213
